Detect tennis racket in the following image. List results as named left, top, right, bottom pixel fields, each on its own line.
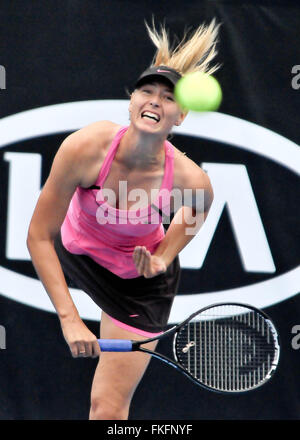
left=98, top=303, right=280, bottom=393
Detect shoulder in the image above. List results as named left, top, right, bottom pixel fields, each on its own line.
left=171, top=144, right=214, bottom=212
left=51, top=121, right=122, bottom=187
left=61, top=120, right=122, bottom=158
left=172, top=145, right=211, bottom=191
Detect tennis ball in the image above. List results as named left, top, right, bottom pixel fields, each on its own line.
left=174, top=72, right=222, bottom=112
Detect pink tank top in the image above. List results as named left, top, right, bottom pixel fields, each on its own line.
left=61, top=126, right=175, bottom=278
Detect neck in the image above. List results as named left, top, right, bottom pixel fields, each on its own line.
left=117, top=125, right=165, bottom=170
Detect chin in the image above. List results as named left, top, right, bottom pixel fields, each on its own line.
left=134, top=118, right=168, bottom=135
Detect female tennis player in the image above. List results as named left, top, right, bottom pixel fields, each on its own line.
left=27, top=20, right=219, bottom=420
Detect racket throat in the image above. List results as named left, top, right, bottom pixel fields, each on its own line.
left=131, top=341, right=142, bottom=351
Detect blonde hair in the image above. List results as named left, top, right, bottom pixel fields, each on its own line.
left=145, top=19, right=220, bottom=76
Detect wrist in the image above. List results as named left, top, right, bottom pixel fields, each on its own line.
left=153, top=251, right=172, bottom=268
left=59, top=308, right=81, bottom=326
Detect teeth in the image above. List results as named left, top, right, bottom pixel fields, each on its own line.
left=142, top=111, right=160, bottom=122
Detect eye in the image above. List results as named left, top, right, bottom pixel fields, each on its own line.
left=166, top=95, right=175, bottom=101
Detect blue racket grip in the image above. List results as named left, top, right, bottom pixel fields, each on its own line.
left=98, top=339, right=133, bottom=352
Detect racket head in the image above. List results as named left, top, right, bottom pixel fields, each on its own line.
left=173, top=302, right=280, bottom=393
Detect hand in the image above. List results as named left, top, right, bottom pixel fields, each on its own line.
left=133, top=246, right=167, bottom=278
left=60, top=317, right=101, bottom=358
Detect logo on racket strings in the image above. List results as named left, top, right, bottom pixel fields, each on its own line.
left=182, top=341, right=195, bottom=353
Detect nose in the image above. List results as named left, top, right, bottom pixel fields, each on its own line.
left=149, top=95, right=161, bottom=108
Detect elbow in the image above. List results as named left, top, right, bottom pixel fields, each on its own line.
left=26, top=227, right=35, bottom=252
left=26, top=225, right=57, bottom=250
left=204, top=186, right=214, bottom=213
left=26, top=225, right=42, bottom=250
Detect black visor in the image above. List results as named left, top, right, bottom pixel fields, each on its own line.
left=135, top=65, right=182, bottom=89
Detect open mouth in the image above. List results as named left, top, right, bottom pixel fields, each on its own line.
left=141, top=111, right=160, bottom=123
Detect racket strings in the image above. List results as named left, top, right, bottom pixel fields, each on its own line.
left=175, top=305, right=278, bottom=392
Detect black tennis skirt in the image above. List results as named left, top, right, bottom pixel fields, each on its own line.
left=54, top=232, right=181, bottom=333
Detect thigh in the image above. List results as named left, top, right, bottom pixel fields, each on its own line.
left=91, top=312, right=158, bottom=406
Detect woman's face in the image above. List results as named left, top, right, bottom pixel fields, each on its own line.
left=129, top=81, right=186, bottom=135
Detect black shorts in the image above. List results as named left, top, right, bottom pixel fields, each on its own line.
left=54, top=232, right=181, bottom=334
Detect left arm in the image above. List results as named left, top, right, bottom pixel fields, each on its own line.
left=133, top=167, right=214, bottom=278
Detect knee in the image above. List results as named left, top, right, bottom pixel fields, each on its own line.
left=89, top=397, right=129, bottom=420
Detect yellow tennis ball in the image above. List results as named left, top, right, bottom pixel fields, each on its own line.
left=174, top=72, right=222, bottom=112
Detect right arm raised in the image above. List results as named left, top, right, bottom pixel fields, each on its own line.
left=27, top=132, right=101, bottom=358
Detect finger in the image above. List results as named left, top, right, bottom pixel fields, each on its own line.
left=84, top=342, right=93, bottom=358
left=143, top=250, right=152, bottom=277
left=136, top=247, right=144, bottom=274
left=140, top=247, right=149, bottom=276
left=137, top=247, right=145, bottom=274
left=133, top=246, right=141, bottom=255
left=133, top=246, right=141, bottom=267
left=146, top=250, right=152, bottom=262
left=92, top=340, right=101, bottom=358
left=77, top=342, right=86, bottom=358
left=133, top=246, right=139, bottom=268
left=70, top=343, right=78, bottom=358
